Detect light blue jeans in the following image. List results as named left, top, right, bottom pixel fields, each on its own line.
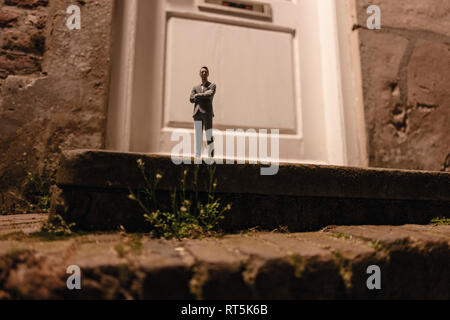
left=193, top=115, right=214, bottom=158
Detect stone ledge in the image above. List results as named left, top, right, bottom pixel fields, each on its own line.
left=0, top=223, right=448, bottom=299
left=0, top=213, right=48, bottom=235
left=57, top=149, right=450, bottom=201
left=51, top=149, right=450, bottom=232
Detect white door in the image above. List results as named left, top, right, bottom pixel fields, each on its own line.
left=107, top=0, right=352, bottom=165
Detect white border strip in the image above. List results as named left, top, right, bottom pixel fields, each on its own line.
left=317, top=0, right=347, bottom=166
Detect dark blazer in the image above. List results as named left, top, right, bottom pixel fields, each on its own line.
left=190, top=81, right=216, bottom=117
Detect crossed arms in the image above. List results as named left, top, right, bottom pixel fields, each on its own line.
left=190, top=84, right=216, bottom=103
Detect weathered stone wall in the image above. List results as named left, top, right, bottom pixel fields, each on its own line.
left=355, top=0, right=450, bottom=171
left=0, top=0, right=114, bottom=213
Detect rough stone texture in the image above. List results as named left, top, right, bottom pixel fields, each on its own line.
left=355, top=0, right=450, bottom=171
left=0, top=217, right=449, bottom=299
left=0, top=8, right=19, bottom=27
left=50, top=150, right=450, bottom=233
left=0, top=50, right=41, bottom=74
left=327, top=225, right=450, bottom=299
left=56, top=150, right=450, bottom=201
left=5, top=0, right=48, bottom=8
left=356, top=0, right=450, bottom=37
left=0, top=213, right=47, bottom=235
left=2, top=30, right=46, bottom=54
left=0, top=0, right=114, bottom=214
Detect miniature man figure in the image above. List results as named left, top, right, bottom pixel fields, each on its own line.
left=190, top=66, right=216, bottom=159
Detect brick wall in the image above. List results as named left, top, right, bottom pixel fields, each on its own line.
left=355, top=0, right=450, bottom=171
left=0, top=0, right=48, bottom=78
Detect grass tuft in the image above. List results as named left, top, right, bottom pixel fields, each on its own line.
left=129, top=160, right=232, bottom=239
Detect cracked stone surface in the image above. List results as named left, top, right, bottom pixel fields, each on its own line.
left=0, top=214, right=449, bottom=299
left=356, top=0, right=450, bottom=171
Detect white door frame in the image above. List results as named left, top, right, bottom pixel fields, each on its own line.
left=106, top=0, right=367, bottom=166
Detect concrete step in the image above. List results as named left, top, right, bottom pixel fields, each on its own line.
left=0, top=214, right=48, bottom=235
left=0, top=223, right=449, bottom=299
left=51, top=149, right=450, bottom=232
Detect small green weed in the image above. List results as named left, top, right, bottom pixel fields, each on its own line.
left=369, top=240, right=383, bottom=251
left=33, top=214, right=76, bottom=240
left=114, top=232, right=144, bottom=258
left=331, top=232, right=352, bottom=240
left=129, top=159, right=231, bottom=239
left=430, top=217, right=450, bottom=225
left=23, top=171, right=55, bottom=213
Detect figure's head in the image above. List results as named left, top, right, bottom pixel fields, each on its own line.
left=199, top=66, right=209, bottom=82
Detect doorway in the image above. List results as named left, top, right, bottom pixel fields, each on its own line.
left=106, top=0, right=367, bottom=166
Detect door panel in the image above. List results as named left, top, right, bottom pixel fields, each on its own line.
left=159, top=0, right=305, bottom=161
left=107, top=0, right=350, bottom=165
left=164, top=17, right=297, bottom=132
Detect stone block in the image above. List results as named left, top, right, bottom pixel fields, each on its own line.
left=357, top=29, right=409, bottom=134
left=0, top=51, right=41, bottom=75
left=5, top=0, right=48, bottom=8
left=24, top=11, right=47, bottom=29
left=356, top=0, right=450, bottom=37
left=51, top=150, right=450, bottom=233
left=2, top=30, right=45, bottom=55
left=358, top=28, right=450, bottom=170
left=0, top=9, right=19, bottom=27
left=1, top=221, right=450, bottom=299
left=324, top=225, right=450, bottom=299
left=408, top=40, right=450, bottom=108
left=0, top=213, right=48, bottom=235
